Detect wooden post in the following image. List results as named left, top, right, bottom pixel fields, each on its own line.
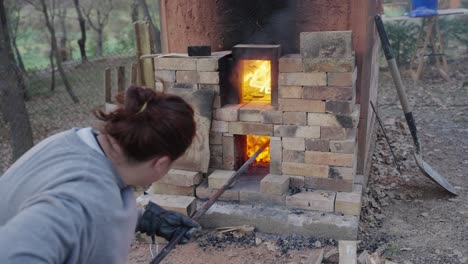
left=104, top=67, right=112, bottom=103
left=131, top=62, right=138, bottom=85
left=134, top=21, right=155, bottom=89
left=117, top=66, right=125, bottom=93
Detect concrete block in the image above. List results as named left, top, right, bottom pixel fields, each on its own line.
left=279, top=72, right=327, bottom=86
left=279, top=54, right=304, bottom=72
left=209, top=132, right=223, bottom=145
left=155, top=70, right=176, bottom=83
left=300, top=31, right=352, bottom=59
left=282, top=137, right=305, bottom=151
left=327, top=72, right=354, bottom=87
left=305, top=177, right=353, bottom=192
left=176, top=71, right=199, bottom=83
left=282, top=150, right=305, bottom=163
left=199, top=84, right=220, bottom=94
left=303, top=57, right=355, bottom=72
left=149, top=194, right=197, bottom=216
left=208, top=170, right=235, bottom=189
left=148, top=182, right=195, bottom=196
left=329, top=166, right=355, bottom=180
left=283, top=112, right=307, bottom=125
left=339, top=240, right=358, bottom=264
left=330, top=140, right=356, bottom=153
left=196, top=180, right=239, bottom=202
left=215, top=104, right=242, bottom=121
left=197, top=58, right=219, bottom=71
left=229, top=122, right=273, bottom=136
left=274, top=125, right=320, bottom=138
left=321, top=127, right=356, bottom=140
left=286, top=191, right=336, bottom=212
left=279, top=98, right=325, bottom=113
left=199, top=71, right=220, bottom=84
left=308, top=113, right=356, bottom=128
left=222, top=136, right=235, bottom=170
left=305, top=151, right=354, bottom=167
left=158, top=169, right=202, bottom=187
left=282, top=162, right=329, bottom=178
left=279, top=86, right=304, bottom=99
left=211, top=120, right=229, bottom=133
left=261, top=108, right=283, bottom=124
left=303, top=86, right=354, bottom=101
left=289, top=175, right=305, bottom=188
left=260, top=174, right=290, bottom=196
left=305, top=139, right=330, bottom=152
left=154, top=57, right=197, bottom=70
left=325, top=101, right=354, bottom=115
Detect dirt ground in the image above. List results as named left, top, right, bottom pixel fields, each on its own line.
left=127, top=58, right=468, bottom=264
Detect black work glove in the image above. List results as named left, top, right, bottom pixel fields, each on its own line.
left=137, top=202, right=201, bottom=244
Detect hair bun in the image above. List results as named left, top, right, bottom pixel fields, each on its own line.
left=125, top=86, right=156, bottom=114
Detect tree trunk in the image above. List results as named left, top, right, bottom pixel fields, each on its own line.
left=96, top=27, right=103, bottom=57
left=11, top=36, right=25, bottom=72
left=39, top=0, right=79, bottom=103
left=58, top=7, right=67, bottom=61
left=0, top=0, right=34, bottom=161
left=131, top=0, right=139, bottom=22
left=49, top=48, right=55, bottom=91
left=138, top=0, right=160, bottom=53
left=73, top=0, right=87, bottom=62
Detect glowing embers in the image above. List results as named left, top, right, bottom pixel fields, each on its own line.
left=245, top=135, right=270, bottom=166
left=241, top=60, right=271, bottom=103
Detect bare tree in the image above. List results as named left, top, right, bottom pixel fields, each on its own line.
left=73, top=0, right=87, bottom=62
left=57, top=1, right=69, bottom=61
left=0, top=0, right=34, bottom=161
left=138, top=0, right=160, bottom=52
left=27, top=0, right=79, bottom=102
left=82, top=0, right=113, bottom=57
left=5, top=0, right=26, bottom=73
left=131, top=0, right=139, bottom=22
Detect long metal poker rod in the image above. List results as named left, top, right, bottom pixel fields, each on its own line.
left=151, top=139, right=271, bottom=264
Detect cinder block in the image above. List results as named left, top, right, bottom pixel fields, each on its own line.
left=300, top=31, right=352, bottom=59
left=148, top=194, right=197, bottom=216
left=197, top=58, right=219, bottom=71
left=215, top=104, right=242, bottom=121
left=176, top=71, right=199, bottom=83
left=260, top=174, right=290, bottom=196
left=286, top=191, right=336, bottom=212
left=158, top=169, right=202, bottom=187
left=304, top=177, right=353, bottom=192
left=199, top=84, right=220, bottom=94
left=335, top=192, right=362, bottom=216
left=303, top=57, right=355, bottom=72
left=329, top=166, right=355, bottom=181
left=222, top=136, right=235, bottom=170
left=209, top=132, right=223, bottom=145
left=274, top=125, right=320, bottom=138
left=305, top=151, right=354, bottom=167
left=155, top=70, right=176, bottom=83
left=327, top=71, right=354, bottom=87
left=279, top=54, right=304, bottom=72
left=321, top=127, right=356, bottom=140
left=261, top=108, right=283, bottom=124
left=229, top=122, right=273, bottom=136
left=305, top=139, right=329, bottom=152
left=279, top=98, right=325, bottom=113
left=279, top=72, right=327, bottom=86
left=199, top=72, right=220, bottom=84
left=307, top=113, right=355, bottom=128
left=149, top=182, right=195, bottom=196
left=325, top=101, right=354, bottom=115
left=154, top=57, right=197, bottom=71
left=329, top=140, right=356, bottom=153
left=303, top=86, right=353, bottom=101
left=282, top=137, right=305, bottom=151
left=283, top=112, right=307, bottom=125
left=208, top=170, right=235, bottom=189
left=211, top=120, right=229, bottom=133
left=279, top=86, right=304, bottom=99
left=282, top=150, right=305, bottom=163
left=289, top=175, right=305, bottom=188
left=196, top=180, right=239, bottom=202
left=282, top=162, right=329, bottom=178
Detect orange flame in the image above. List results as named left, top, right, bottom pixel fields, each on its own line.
left=241, top=60, right=271, bottom=103
left=246, top=135, right=270, bottom=164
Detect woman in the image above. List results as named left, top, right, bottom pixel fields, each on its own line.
left=0, top=86, right=200, bottom=263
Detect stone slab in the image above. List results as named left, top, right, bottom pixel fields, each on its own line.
left=147, top=182, right=195, bottom=196
left=339, top=240, right=358, bottom=264
left=286, top=191, right=336, bottom=212
left=335, top=192, right=362, bottom=216
left=208, top=170, right=235, bottom=189
left=300, top=31, right=353, bottom=59
left=158, top=169, right=202, bottom=187
left=196, top=180, right=240, bottom=202
left=260, top=174, right=290, bottom=196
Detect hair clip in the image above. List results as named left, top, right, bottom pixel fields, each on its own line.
left=136, top=101, right=148, bottom=115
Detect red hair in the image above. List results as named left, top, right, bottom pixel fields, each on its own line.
left=94, top=86, right=196, bottom=162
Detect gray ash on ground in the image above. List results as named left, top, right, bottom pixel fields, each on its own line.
left=197, top=231, right=256, bottom=250
left=275, top=234, right=336, bottom=255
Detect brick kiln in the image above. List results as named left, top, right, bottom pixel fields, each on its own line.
left=143, top=31, right=363, bottom=240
